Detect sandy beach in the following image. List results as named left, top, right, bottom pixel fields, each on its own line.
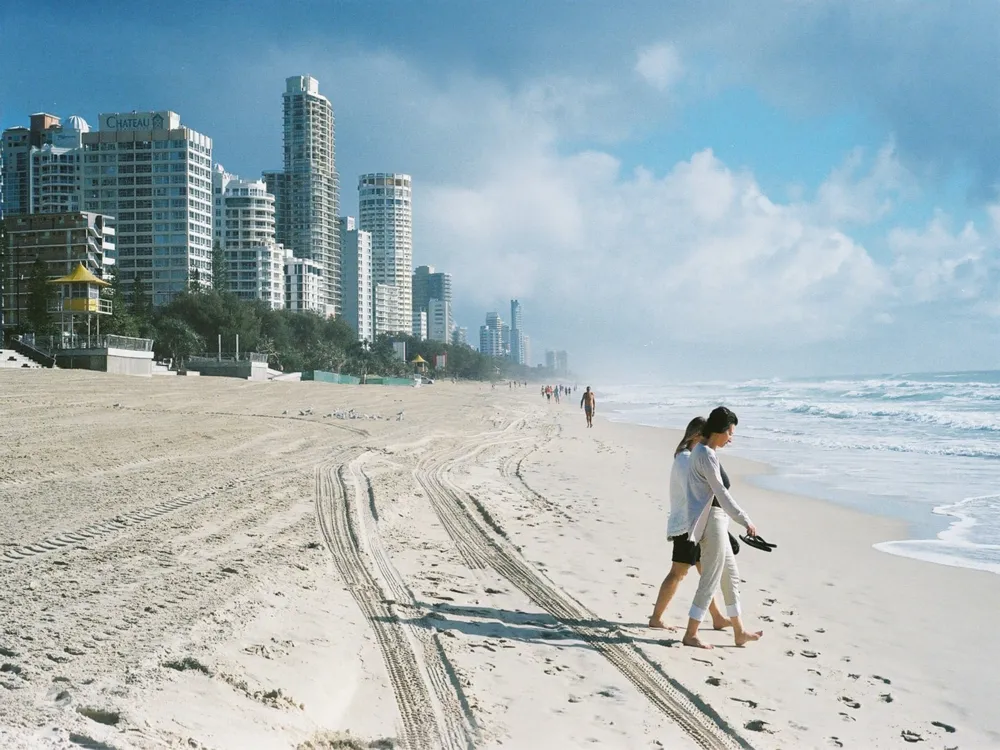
left=0, top=370, right=996, bottom=750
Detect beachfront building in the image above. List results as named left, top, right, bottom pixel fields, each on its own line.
left=374, top=283, right=404, bottom=337
left=480, top=312, right=506, bottom=357
left=360, top=173, right=412, bottom=334
left=412, top=264, right=451, bottom=312
left=284, top=250, right=324, bottom=314
left=428, top=298, right=452, bottom=344
left=264, top=75, right=340, bottom=317
left=452, top=326, right=468, bottom=347
left=212, top=166, right=285, bottom=309
left=1, top=114, right=93, bottom=217
left=412, top=309, right=427, bottom=340
left=2, top=212, right=115, bottom=330
left=77, top=111, right=213, bottom=306
left=338, top=216, right=373, bottom=341
left=509, top=298, right=529, bottom=365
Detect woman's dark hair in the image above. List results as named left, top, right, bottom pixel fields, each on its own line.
left=702, top=406, right=738, bottom=439
left=675, top=416, right=707, bottom=456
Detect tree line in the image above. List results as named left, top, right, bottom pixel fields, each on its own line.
left=0, top=225, right=538, bottom=381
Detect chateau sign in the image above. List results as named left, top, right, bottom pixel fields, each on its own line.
left=100, top=111, right=171, bottom=132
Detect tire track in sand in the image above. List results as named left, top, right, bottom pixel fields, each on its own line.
left=315, top=454, right=474, bottom=750
left=414, top=434, right=755, bottom=750
left=1, top=460, right=309, bottom=565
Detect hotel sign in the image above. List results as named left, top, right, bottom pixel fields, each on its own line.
left=100, top=111, right=169, bottom=131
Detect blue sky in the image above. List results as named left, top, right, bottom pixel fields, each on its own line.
left=2, top=0, right=999, bottom=377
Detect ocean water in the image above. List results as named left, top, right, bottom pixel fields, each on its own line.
left=601, top=372, right=1000, bottom=575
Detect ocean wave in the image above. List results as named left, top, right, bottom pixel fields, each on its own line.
left=781, top=401, right=1000, bottom=433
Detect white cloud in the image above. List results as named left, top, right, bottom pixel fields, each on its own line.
left=634, top=43, right=683, bottom=91
left=888, top=210, right=999, bottom=307
left=811, top=141, right=915, bottom=225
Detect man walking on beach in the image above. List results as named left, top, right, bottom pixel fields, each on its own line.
left=580, top=387, right=596, bottom=428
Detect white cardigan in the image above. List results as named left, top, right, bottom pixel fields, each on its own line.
left=685, top=443, right=754, bottom=542
left=666, top=450, right=693, bottom=538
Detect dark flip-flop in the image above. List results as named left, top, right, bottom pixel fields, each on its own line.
left=739, top=534, right=777, bottom=552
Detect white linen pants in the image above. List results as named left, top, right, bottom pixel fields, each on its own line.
left=689, top=507, right=742, bottom=621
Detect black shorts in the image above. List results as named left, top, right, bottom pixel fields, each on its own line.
left=670, top=535, right=700, bottom=565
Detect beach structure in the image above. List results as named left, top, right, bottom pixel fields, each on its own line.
left=264, top=75, right=340, bottom=317
left=2, top=212, right=115, bottom=338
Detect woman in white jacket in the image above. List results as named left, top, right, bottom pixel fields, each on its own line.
left=682, top=406, right=763, bottom=649
left=648, top=416, right=730, bottom=630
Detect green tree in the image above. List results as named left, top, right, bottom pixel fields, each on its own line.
left=154, top=317, right=204, bottom=364
left=128, top=276, right=154, bottom=333
left=211, top=242, right=228, bottom=293
left=24, top=257, right=56, bottom=336
left=103, top=265, right=139, bottom=337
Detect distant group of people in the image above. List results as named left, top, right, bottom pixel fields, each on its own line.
left=541, top=384, right=575, bottom=404
left=648, top=406, right=763, bottom=649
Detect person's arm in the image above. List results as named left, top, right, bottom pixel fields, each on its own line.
left=580, top=395, right=585, bottom=408
left=700, top=449, right=754, bottom=530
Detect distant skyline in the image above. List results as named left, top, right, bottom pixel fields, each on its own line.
left=2, top=1, right=998, bottom=378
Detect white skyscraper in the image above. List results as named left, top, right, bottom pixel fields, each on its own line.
left=359, top=172, right=412, bottom=334
left=374, top=283, right=403, bottom=337
left=284, top=249, right=324, bottom=314
left=428, top=298, right=452, bottom=343
left=265, top=75, right=340, bottom=316
left=212, top=165, right=285, bottom=310
left=338, top=216, right=373, bottom=341
left=81, top=111, right=213, bottom=305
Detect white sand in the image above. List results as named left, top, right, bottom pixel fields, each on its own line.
left=0, top=370, right=995, bottom=749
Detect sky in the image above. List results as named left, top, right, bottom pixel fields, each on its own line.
left=2, top=0, right=999, bottom=379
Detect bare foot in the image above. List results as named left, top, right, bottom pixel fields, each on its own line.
left=712, top=617, right=732, bottom=630
left=683, top=635, right=714, bottom=649
left=734, top=630, right=764, bottom=647
left=648, top=617, right=678, bottom=631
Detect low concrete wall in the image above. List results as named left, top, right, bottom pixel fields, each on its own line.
left=54, top=347, right=153, bottom=376
left=187, top=358, right=268, bottom=381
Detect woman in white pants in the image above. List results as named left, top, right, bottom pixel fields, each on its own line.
left=682, top=406, right=763, bottom=649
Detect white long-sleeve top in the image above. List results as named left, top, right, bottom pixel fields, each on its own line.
left=665, top=450, right=692, bottom=538
left=686, top=443, right=754, bottom=542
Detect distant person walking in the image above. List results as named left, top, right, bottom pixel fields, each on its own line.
left=580, top=387, right=596, bottom=428
left=648, top=417, right=730, bottom=630
left=682, top=407, right=762, bottom=649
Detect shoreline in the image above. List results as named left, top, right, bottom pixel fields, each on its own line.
left=602, top=407, right=992, bottom=576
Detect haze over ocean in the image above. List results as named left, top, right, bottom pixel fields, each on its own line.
left=603, top=370, right=1000, bottom=574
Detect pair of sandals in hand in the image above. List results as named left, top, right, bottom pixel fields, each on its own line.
left=740, top=533, right=777, bottom=552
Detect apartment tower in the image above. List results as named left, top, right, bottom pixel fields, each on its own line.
left=359, top=172, right=412, bottom=334
left=264, top=75, right=340, bottom=316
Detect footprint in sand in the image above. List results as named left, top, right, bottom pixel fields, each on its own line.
left=829, top=738, right=844, bottom=748
left=879, top=693, right=893, bottom=703
left=763, top=598, right=776, bottom=606
left=930, top=721, right=956, bottom=734
left=900, top=729, right=923, bottom=743
left=760, top=615, right=774, bottom=623
left=795, top=634, right=810, bottom=642
left=839, top=696, right=861, bottom=709
left=705, top=677, right=722, bottom=686
left=838, top=712, right=856, bottom=723
left=800, top=650, right=818, bottom=658
left=872, top=674, right=891, bottom=684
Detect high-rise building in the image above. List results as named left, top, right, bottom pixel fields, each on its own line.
left=266, top=75, right=340, bottom=316
left=284, top=249, right=324, bottom=314
left=452, top=326, right=468, bottom=347
left=428, top=298, right=452, bottom=343
left=412, top=309, right=427, bottom=340
left=78, top=111, right=213, bottom=306
left=480, top=312, right=505, bottom=357
left=338, top=216, right=373, bottom=341
left=509, top=299, right=528, bottom=365
left=359, top=173, right=412, bottom=334
left=374, top=283, right=403, bottom=338
left=2, top=113, right=60, bottom=217
left=2, top=212, right=115, bottom=329
left=412, top=264, right=451, bottom=312
left=556, top=350, right=569, bottom=375
left=212, top=165, right=285, bottom=309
